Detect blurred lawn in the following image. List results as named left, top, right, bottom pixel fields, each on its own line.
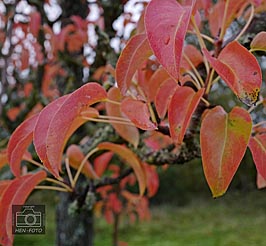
left=95, top=190, right=266, bottom=246
left=14, top=190, right=266, bottom=246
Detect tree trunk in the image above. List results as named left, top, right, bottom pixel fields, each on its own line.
left=56, top=191, right=94, bottom=246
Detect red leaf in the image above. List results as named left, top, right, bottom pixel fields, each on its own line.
left=0, top=180, right=11, bottom=201
left=203, top=41, right=262, bottom=106
left=45, top=83, right=107, bottom=176
left=94, top=152, right=113, bottom=177
left=116, top=33, right=152, bottom=95
left=0, top=149, right=8, bottom=170
left=208, top=0, right=247, bottom=38
left=0, top=171, right=46, bottom=246
left=251, top=31, right=266, bottom=51
left=200, top=106, right=252, bottom=197
left=29, top=11, right=41, bottom=37
left=66, top=145, right=99, bottom=179
left=121, top=98, right=157, bottom=130
left=106, top=87, right=139, bottom=147
left=257, top=172, right=266, bottom=189
left=155, top=78, right=179, bottom=119
left=34, top=95, right=69, bottom=178
left=143, top=163, right=159, bottom=197
left=145, top=0, right=193, bottom=79
left=97, top=142, right=146, bottom=195
left=169, top=87, right=204, bottom=145
left=146, top=67, right=171, bottom=102
left=180, top=44, right=203, bottom=73
left=248, top=132, right=266, bottom=179
left=7, top=114, right=39, bottom=177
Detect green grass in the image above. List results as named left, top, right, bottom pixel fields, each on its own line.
left=95, top=190, right=266, bottom=246
left=14, top=190, right=266, bottom=246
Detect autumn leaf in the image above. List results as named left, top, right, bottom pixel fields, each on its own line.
left=155, top=78, right=178, bottom=119
left=106, top=87, right=139, bottom=147
left=208, top=0, right=247, bottom=38
left=94, top=152, right=113, bottom=177
left=0, top=149, right=8, bottom=170
left=45, top=83, right=107, bottom=176
left=66, top=145, right=99, bottom=179
left=0, top=171, right=46, bottom=246
left=256, top=172, right=266, bottom=189
left=200, top=106, right=252, bottom=197
left=7, top=114, right=39, bottom=177
left=143, top=163, right=159, bottom=198
left=116, top=33, right=152, bottom=95
left=248, top=132, right=266, bottom=180
left=250, top=31, right=266, bottom=51
left=203, top=41, right=262, bottom=106
left=34, top=95, right=69, bottom=178
left=146, top=67, right=171, bottom=102
left=145, top=0, right=194, bottom=79
left=121, top=98, right=157, bottom=130
left=97, top=142, right=146, bottom=195
left=169, top=87, right=204, bottom=145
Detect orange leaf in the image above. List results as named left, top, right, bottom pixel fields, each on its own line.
left=45, top=83, right=107, bottom=176
left=145, top=0, right=194, bottom=79
left=200, top=106, right=252, bottom=197
left=146, top=67, right=171, bottom=102
left=121, top=98, right=157, bottom=130
left=29, top=11, right=41, bottom=37
left=106, top=87, right=139, bottom=147
left=143, top=163, right=159, bottom=197
left=34, top=95, right=69, bottom=178
left=248, top=132, right=266, bottom=179
left=209, top=0, right=247, bottom=38
left=155, top=78, right=179, bottom=119
left=97, top=142, right=146, bottom=195
left=203, top=41, right=262, bottom=106
left=0, top=171, right=46, bottom=246
left=180, top=44, right=203, bottom=73
left=7, top=114, right=39, bottom=177
left=0, top=180, right=11, bottom=202
left=66, top=145, right=99, bottom=179
left=0, top=149, right=8, bottom=170
left=256, top=172, right=266, bottom=189
left=251, top=31, right=266, bottom=51
left=94, top=152, right=113, bottom=177
left=169, top=87, right=204, bottom=145
left=116, top=33, right=152, bottom=95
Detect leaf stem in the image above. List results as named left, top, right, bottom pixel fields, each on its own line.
left=219, top=0, right=230, bottom=41
left=45, top=177, right=73, bottom=192
left=253, top=121, right=266, bottom=128
left=183, top=53, right=205, bottom=87
left=187, top=30, right=215, bottom=44
left=200, top=97, right=210, bottom=107
left=23, top=157, right=46, bottom=170
left=186, top=71, right=201, bottom=89
left=191, top=16, right=210, bottom=74
left=98, top=115, right=131, bottom=122
left=235, top=5, right=254, bottom=41
left=82, top=116, right=135, bottom=126
left=205, top=68, right=215, bottom=94
left=35, top=185, right=70, bottom=192
left=73, top=147, right=99, bottom=187
left=248, top=98, right=264, bottom=113
left=65, top=157, right=75, bottom=188
left=105, top=98, right=121, bottom=106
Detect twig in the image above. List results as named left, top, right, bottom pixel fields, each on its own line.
left=95, top=168, right=133, bottom=189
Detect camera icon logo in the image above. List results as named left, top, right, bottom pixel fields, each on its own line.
left=16, top=206, right=42, bottom=227
left=12, top=205, right=45, bottom=234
